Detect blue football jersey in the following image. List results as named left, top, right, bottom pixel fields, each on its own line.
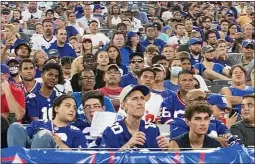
left=100, top=119, right=160, bottom=150
left=26, top=120, right=87, bottom=148
left=71, top=118, right=101, bottom=148
left=170, top=117, right=229, bottom=139
left=24, top=81, right=42, bottom=96
left=26, top=90, right=57, bottom=120
left=160, top=91, right=186, bottom=124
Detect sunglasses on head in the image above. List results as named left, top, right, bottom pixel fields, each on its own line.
left=131, top=59, right=144, bottom=64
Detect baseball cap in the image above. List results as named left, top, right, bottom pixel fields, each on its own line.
left=162, top=25, right=173, bottom=33
left=11, top=19, right=20, bottom=24
left=107, top=64, right=121, bottom=72
left=226, top=10, right=234, bottom=16
left=6, top=57, right=20, bottom=65
left=120, top=84, right=150, bottom=103
left=202, top=45, right=215, bottom=54
left=48, top=49, right=60, bottom=57
left=207, top=94, right=229, bottom=109
left=1, top=63, right=9, bottom=74
left=94, top=4, right=104, bottom=11
left=56, top=16, right=65, bottom=21
left=129, top=52, right=144, bottom=60
left=152, top=64, right=165, bottom=73
left=173, top=11, right=181, bottom=16
left=131, top=4, right=139, bottom=12
left=14, top=42, right=32, bottom=56
left=1, top=8, right=10, bottom=15
left=189, top=38, right=202, bottom=46
left=242, top=40, right=254, bottom=48
left=83, top=38, right=92, bottom=43
left=127, top=31, right=138, bottom=39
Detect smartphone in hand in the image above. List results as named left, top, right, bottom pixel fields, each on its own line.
left=229, top=109, right=236, bottom=118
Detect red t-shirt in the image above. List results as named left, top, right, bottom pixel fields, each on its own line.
left=1, top=84, right=25, bottom=114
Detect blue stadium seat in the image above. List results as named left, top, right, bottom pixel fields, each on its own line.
left=212, top=80, right=232, bottom=86
left=210, top=85, right=225, bottom=93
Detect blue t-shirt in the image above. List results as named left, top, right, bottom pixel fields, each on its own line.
left=170, top=117, right=229, bottom=139
left=24, top=81, right=42, bottom=96
left=26, top=120, right=87, bottom=148
left=229, top=86, right=254, bottom=113
left=163, top=80, right=179, bottom=92
left=119, top=64, right=128, bottom=75
left=141, top=38, right=166, bottom=52
left=44, top=41, right=77, bottom=58
left=100, top=119, right=160, bottom=150
left=120, top=47, right=132, bottom=66
left=35, top=68, right=42, bottom=78
left=151, top=89, right=176, bottom=101
left=71, top=118, right=101, bottom=148
left=26, top=90, right=57, bottom=121
left=194, top=63, right=224, bottom=76
left=160, top=91, right=186, bottom=124
left=190, top=54, right=203, bottom=66
left=71, top=92, right=115, bottom=119
left=120, top=72, right=138, bottom=88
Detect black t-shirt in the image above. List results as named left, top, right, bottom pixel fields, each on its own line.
left=171, top=132, right=221, bottom=151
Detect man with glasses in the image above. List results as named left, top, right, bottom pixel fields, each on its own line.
left=71, top=68, right=115, bottom=120
left=72, top=90, right=106, bottom=148
left=230, top=94, right=255, bottom=147
left=99, top=64, right=123, bottom=112
left=120, top=52, right=144, bottom=88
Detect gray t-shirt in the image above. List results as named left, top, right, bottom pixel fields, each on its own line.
left=230, top=120, right=255, bottom=147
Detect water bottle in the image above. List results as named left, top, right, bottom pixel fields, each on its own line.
left=8, top=113, right=17, bottom=124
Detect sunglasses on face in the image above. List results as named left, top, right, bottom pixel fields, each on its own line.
left=131, top=59, right=144, bottom=64
left=245, top=45, right=254, bottom=49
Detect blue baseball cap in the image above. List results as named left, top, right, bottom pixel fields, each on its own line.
left=242, top=40, right=254, bottom=48
left=120, top=84, right=150, bottom=103
left=127, top=31, right=139, bottom=39
left=1, top=63, right=9, bottom=74
left=93, top=4, right=104, bottom=11
left=226, top=10, right=234, bottom=16
left=189, top=38, right=202, bottom=46
left=48, top=49, right=60, bottom=57
left=162, top=25, right=173, bottom=33
left=207, top=94, right=229, bottom=109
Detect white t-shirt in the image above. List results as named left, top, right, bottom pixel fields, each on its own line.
left=131, top=17, right=143, bottom=32
left=77, top=16, right=101, bottom=29
left=31, top=35, right=56, bottom=50
left=118, top=92, right=163, bottom=122
left=68, top=22, right=84, bottom=36
left=167, top=35, right=189, bottom=46
left=22, top=9, right=43, bottom=21
left=82, top=33, right=110, bottom=47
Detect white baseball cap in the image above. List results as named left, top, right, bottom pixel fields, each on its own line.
left=120, top=85, right=150, bottom=103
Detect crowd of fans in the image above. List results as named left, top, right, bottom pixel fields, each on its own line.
left=1, top=1, right=254, bottom=151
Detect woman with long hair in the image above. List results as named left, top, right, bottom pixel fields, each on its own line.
left=107, top=4, right=123, bottom=28
left=81, top=38, right=94, bottom=56
left=107, top=44, right=128, bottom=75
left=225, top=23, right=238, bottom=46
left=70, top=56, right=84, bottom=92
left=125, top=31, right=146, bottom=54
left=95, top=51, right=110, bottom=89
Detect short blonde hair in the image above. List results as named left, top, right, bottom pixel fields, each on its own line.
left=5, top=24, right=20, bottom=38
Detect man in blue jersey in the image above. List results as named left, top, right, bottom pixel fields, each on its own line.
left=71, top=68, right=115, bottom=119
left=160, top=70, right=195, bottom=124
left=188, top=38, right=203, bottom=65
left=100, top=84, right=169, bottom=151
left=19, top=59, right=41, bottom=95
left=45, top=28, right=77, bottom=58
left=25, top=63, right=63, bottom=122
left=8, top=95, right=87, bottom=149
left=120, top=52, right=145, bottom=88
left=72, top=90, right=106, bottom=148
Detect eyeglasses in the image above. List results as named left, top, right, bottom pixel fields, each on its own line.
left=84, top=105, right=102, bottom=110
left=131, top=59, right=144, bottom=64
left=2, top=12, right=9, bottom=15
left=106, top=70, right=120, bottom=75
left=80, top=76, right=95, bottom=81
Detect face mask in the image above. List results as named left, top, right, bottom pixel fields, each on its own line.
left=9, top=66, right=19, bottom=77
left=171, top=66, right=182, bottom=77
